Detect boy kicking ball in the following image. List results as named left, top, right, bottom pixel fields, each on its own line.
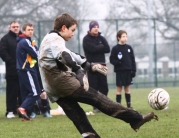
left=38, top=13, right=158, bottom=138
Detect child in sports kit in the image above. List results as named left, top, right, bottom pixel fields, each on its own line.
left=16, top=23, right=51, bottom=120
left=38, top=13, right=158, bottom=138
left=110, top=30, right=136, bottom=108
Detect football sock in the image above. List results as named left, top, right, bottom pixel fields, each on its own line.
left=116, top=94, right=121, bottom=103
left=41, top=99, right=48, bottom=113
left=125, top=93, right=131, bottom=107
left=82, top=132, right=99, bottom=138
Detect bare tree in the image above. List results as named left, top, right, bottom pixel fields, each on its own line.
left=0, top=0, right=81, bottom=38
left=105, top=0, right=179, bottom=58
left=106, top=0, right=179, bottom=42
left=153, top=0, right=179, bottom=40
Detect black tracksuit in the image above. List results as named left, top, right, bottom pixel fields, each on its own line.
left=0, top=30, right=21, bottom=115
left=83, top=32, right=110, bottom=95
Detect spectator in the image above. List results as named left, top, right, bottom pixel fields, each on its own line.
left=0, top=21, right=22, bottom=118
left=38, top=13, right=158, bottom=138
left=16, top=23, right=51, bottom=120
left=83, top=21, right=110, bottom=112
left=110, top=30, right=136, bottom=108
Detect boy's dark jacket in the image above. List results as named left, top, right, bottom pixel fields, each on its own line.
left=110, top=44, right=136, bottom=72
left=16, top=34, right=38, bottom=73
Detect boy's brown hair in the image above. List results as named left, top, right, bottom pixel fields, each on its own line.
left=54, top=13, right=78, bottom=32
left=22, top=23, right=33, bottom=31
left=116, top=30, right=127, bottom=41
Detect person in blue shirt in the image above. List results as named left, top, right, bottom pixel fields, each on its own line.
left=16, top=23, right=51, bottom=120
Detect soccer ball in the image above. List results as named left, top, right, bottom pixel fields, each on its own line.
left=148, top=88, right=170, bottom=110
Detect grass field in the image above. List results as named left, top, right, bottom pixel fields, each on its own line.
left=0, top=87, right=178, bottom=138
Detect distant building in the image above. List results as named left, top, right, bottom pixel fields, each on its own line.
left=136, top=56, right=179, bottom=78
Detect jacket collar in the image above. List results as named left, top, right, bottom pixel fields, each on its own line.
left=18, top=33, right=32, bottom=42
left=9, top=30, right=18, bottom=37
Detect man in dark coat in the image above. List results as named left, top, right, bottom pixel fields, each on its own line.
left=0, top=21, right=21, bottom=118
left=83, top=21, right=110, bottom=112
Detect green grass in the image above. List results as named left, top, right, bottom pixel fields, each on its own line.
left=0, top=87, right=179, bottom=138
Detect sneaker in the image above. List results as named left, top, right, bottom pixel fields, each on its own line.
left=43, top=111, right=52, bottom=118
left=131, top=112, right=158, bottom=132
left=93, top=109, right=100, bottom=113
left=22, top=117, right=32, bottom=121
left=128, top=107, right=136, bottom=111
left=30, top=112, right=36, bottom=118
left=17, top=107, right=30, bottom=120
left=6, top=112, right=15, bottom=118
left=82, top=132, right=96, bottom=138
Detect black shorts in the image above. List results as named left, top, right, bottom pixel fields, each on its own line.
left=116, top=71, right=133, bottom=86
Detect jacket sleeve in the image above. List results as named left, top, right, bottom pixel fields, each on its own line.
left=83, top=37, right=105, bottom=54
left=70, top=51, right=87, bottom=65
left=130, top=47, right=136, bottom=72
left=100, top=36, right=110, bottom=53
left=21, top=39, right=38, bottom=60
left=0, top=36, right=13, bottom=63
left=50, top=35, right=86, bottom=72
left=61, top=51, right=81, bottom=72
left=109, top=47, right=121, bottom=66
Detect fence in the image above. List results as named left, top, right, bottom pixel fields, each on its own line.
left=0, top=18, right=179, bottom=89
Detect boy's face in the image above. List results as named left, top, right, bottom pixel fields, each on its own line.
left=118, top=33, right=127, bottom=44
left=23, top=26, right=34, bottom=37
left=60, top=24, right=77, bottom=41
left=90, top=26, right=99, bottom=35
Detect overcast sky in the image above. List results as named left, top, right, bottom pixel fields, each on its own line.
left=80, top=0, right=109, bottom=19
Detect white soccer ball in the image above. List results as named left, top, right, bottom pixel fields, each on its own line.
left=148, top=88, right=170, bottom=110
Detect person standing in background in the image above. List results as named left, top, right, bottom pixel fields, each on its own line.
left=16, top=23, right=51, bottom=120
left=0, top=21, right=22, bottom=118
left=110, top=30, right=136, bottom=108
left=83, top=21, right=110, bottom=112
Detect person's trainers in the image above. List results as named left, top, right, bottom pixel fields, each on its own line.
left=6, top=112, right=15, bottom=118
left=30, top=112, right=36, bottom=118
left=22, top=117, right=32, bottom=121
left=93, top=109, right=100, bottom=113
left=17, top=107, right=30, bottom=120
left=43, top=111, right=52, bottom=117
left=131, top=112, right=158, bottom=132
